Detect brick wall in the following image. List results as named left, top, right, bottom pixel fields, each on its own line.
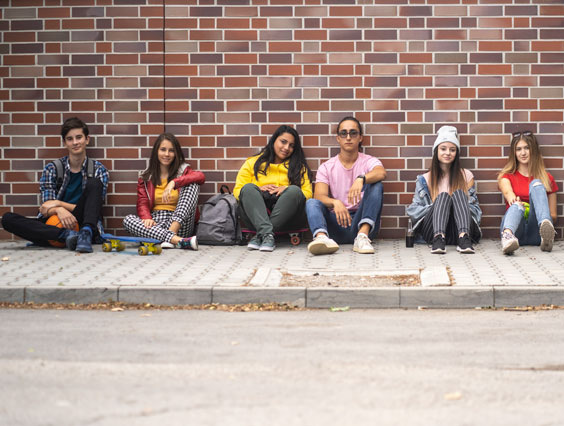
left=1, top=0, right=563, bottom=241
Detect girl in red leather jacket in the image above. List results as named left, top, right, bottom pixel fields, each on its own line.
left=123, top=133, right=205, bottom=249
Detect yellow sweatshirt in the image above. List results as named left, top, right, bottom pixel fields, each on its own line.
left=233, top=155, right=313, bottom=200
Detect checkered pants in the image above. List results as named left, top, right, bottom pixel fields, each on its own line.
left=123, top=183, right=199, bottom=243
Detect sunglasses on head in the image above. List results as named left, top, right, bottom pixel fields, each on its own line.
left=512, top=131, right=532, bottom=138
left=338, top=129, right=360, bottom=138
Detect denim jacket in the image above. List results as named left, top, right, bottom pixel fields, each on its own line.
left=406, top=174, right=482, bottom=242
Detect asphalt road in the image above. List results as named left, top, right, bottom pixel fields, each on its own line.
left=1, top=309, right=564, bottom=426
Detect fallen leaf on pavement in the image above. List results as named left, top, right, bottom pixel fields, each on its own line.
left=111, top=307, right=124, bottom=312
left=2, top=257, right=9, bottom=261
left=444, top=391, right=462, bottom=400
left=330, top=306, right=350, bottom=312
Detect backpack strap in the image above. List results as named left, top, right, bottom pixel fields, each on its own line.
left=219, top=184, right=231, bottom=195
left=53, top=158, right=64, bottom=192
left=86, top=157, right=95, bottom=179
left=54, top=157, right=95, bottom=192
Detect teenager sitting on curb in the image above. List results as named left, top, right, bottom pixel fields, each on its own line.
left=406, top=125, right=481, bottom=254
left=123, top=133, right=203, bottom=250
left=498, top=131, right=557, bottom=254
left=306, top=116, right=386, bottom=255
left=2, top=117, right=109, bottom=253
left=234, top=125, right=313, bottom=252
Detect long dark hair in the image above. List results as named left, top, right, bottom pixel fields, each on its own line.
left=253, top=125, right=312, bottom=186
left=141, top=133, right=186, bottom=187
left=429, top=145, right=467, bottom=201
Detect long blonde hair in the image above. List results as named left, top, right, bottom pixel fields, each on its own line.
left=428, top=146, right=468, bottom=201
left=497, top=132, right=551, bottom=191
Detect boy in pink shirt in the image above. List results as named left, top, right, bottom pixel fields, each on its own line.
left=306, top=117, right=387, bottom=255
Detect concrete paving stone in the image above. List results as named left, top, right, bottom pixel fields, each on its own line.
left=306, top=288, right=400, bottom=308
left=494, top=287, right=564, bottom=307
left=400, top=287, right=494, bottom=309
left=212, top=287, right=306, bottom=307
left=118, top=287, right=212, bottom=305
left=0, top=287, right=25, bottom=303
left=25, top=287, right=118, bottom=304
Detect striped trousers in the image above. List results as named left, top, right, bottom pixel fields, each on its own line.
left=418, top=190, right=479, bottom=245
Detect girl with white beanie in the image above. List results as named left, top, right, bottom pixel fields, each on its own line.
left=406, top=125, right=482, bottom=254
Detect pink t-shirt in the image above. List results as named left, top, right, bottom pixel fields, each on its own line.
left=423, top=169, right=474, bottom=194
left=315, top=152, right=383, bottom=211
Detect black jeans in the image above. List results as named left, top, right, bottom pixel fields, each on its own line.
left=1, top=178, right=104, bottom=246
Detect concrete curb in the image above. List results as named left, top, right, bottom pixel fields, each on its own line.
left=3, top=286, right=564, bottom=308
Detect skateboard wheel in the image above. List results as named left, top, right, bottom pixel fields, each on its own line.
left=138, top=246, right=148, bottom=256
left=117, top=241, right=126, bottom=252
left=102, top=242, right=112, bottom=252
left=290, top=235, right=301, bottom=246
left=154, top=244, right=162, bottom=255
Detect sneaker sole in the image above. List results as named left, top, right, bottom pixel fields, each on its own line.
left=190, top=237, right=199, bottom=251
left=259, top=246, right=275, bottom=252
left=502, top=239, right=519, bottom=255
left=75, top=245, right=93, bottom=253
left=456, top=246, right=475, bottom=254
left=308, top=241, right=339, bottom=255
left=540, top=220, right=555, bottom=252
left=247, top=243, right=260, bottom=250
left=353, top=246, right=375, bottom=254
left=430, top=247, right=446, bottom=254
left=66, top=236, right=78, bottom=251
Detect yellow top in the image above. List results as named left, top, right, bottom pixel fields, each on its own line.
left=153, top=179, right=179, bottom=211
left=233, top=155, right=313, bottom=200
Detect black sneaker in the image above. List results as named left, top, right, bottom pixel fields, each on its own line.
left=75, top=228, right=93, bottom=253
left=456, top=234, right=475, bottom=254
left=431, top=234, right=446, bottom=254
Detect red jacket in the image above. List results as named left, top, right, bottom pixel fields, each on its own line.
left=137, top=164, right=205, bottom=221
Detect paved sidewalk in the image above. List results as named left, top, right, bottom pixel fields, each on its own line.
left=1, top=239, right=564, bottom=308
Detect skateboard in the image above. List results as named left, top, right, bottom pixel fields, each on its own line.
left=242, top=228, right=309, bottom=246
left=101, top=233, right=162, bottom=256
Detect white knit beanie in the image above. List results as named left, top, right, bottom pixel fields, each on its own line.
left=433, top=125, right=460, bottom=152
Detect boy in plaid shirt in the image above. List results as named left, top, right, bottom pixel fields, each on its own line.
left=2, top=117, right=109, bottom=253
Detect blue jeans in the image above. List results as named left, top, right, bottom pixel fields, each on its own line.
left=500, top=179, right=552, bottom=246
left=305, top=182, right=384, bottom=244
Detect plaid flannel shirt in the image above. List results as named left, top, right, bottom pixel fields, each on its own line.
left=39, top=156, right=109, bottom=209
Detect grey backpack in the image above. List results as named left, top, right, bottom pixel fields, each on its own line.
left=196, top=185, right=242, bottom=245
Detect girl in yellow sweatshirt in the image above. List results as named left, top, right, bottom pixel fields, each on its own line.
left=234, top=125, right=312, bottom=252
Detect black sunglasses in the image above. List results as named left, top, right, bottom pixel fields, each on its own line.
left=512, top=131, right=532, bottom=138
left=338, top=130, right=360, bottom=138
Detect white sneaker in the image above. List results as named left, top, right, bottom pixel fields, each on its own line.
left=161, top=242, right=176, bottom=249
left=308, top=234, right=339, bottom=255
left=539, top=219, right=555, bottom=252
left=353, top=233, right=374, bottom=254
left=501, top=231, right=519, bottom=255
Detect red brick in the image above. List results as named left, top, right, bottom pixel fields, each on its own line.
left=321, top=18, right=355, bottom=29
left=478, top=64, right=511, bottom=75
left=268, top=42, right=302, bottom=52
left=225, top=53, right=257, bottom=64
left=4, top=32, right=36, bottom=42
left=400, top=77, right=432, bottom=87
left=39, top=7, right=70, bottom=18
left=225, top=30, right=258, bottom=41
left=294, top=30, right=327, bottom=40
left=225, top=77, right=258, bottom=87
left=62, top=18, right=94, bottom=29
left=399, top=53, right=433, bottom=63
left=269, top=65, right=302, bottom=76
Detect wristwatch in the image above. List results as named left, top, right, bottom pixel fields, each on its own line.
left=356, top=174, right=366, bottom=184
